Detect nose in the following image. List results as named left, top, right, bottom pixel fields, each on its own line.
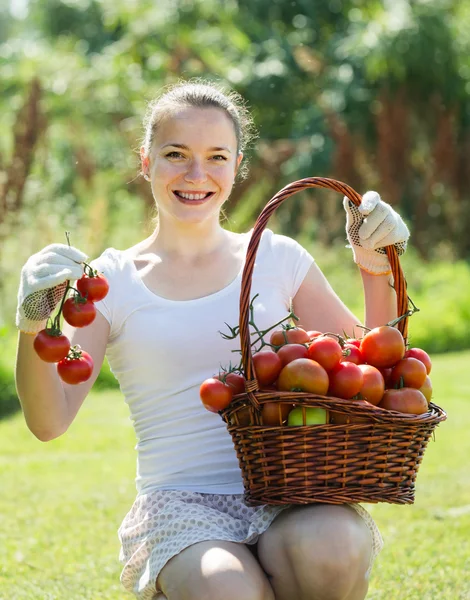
left=184, top=159, right=208, bottom=184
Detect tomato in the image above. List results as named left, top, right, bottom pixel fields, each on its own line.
left=200, top=378, right=234, bottom=413
left=345, top=338, right=362, bottom=349
left=379, top=388, right=428, bottom=415
left=328, top=361, right=364, bottom=399
left=341, top=343, right=364, bottom=365
left=379, top=367, right=393, bottom=387
left=404, top=347, right=432, bottom=374
left=270, top=327, right=311, bottom=347
left=57, top=350, right=94, bottom=384
left=277, top=343, right=308, bottom=366
left=419, top=375, right=433, bottom=403
left=217, top=372, right=246, bottom=395
left=261, top=402, right=294, bottom=425
left=389, top=357, right=427, bottom=389
left=277, top=358, right=329, bottom=395
left=33, top=329, right=70, bottom=363
left=62, top=297, right=96, bottom=327
left=360, top=326, right=405, bottom=368
left=306, top=336, right=343, bottom=372
left=253, top=350, right=283, bottom=386
left=357, top=364, right=385, bottom=405
left=76, top=273, right=109, bottom=302
left=307, top=330, right=322, bottom=340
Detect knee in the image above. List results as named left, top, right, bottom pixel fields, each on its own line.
left=203, top=576, right=272, bottom=600
left=283, top=507, right=372, bottom=599
left=164, top=545, right=273, bottom=600
left=263, top=506, right=372, bottom=600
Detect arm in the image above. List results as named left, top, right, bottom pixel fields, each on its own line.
left=292, top=263, right=397, bottom=337
left=293, top=189, right=408, bottom=336
left=15, top=311, right=110, bottom=441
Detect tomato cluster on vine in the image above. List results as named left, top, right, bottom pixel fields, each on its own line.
left=200, top=316, right=433, bottom=426
left=33, top=266, right=109, bottom=385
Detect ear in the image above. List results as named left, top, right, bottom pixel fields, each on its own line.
left=140, top=146, right=150, bottom=176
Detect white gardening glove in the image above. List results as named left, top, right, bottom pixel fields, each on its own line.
left=343, top=191, right=410, bottom=275
left=16, top=244, right=88, bottom=333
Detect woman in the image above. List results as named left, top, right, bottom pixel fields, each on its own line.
left=15, top=80, right=409, bottom=600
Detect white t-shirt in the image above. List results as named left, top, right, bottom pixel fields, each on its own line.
left=91, top=229, right=314, bottom=495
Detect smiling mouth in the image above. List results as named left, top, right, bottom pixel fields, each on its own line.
left=173, top=191, right=215, bottom=202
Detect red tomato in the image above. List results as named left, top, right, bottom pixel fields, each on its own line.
left=62, top=297, right=96, bottom=327
left=360, top=326, right=405, bottom=368
left=404, top=347, right=432, bottom=374
left=341, top=343, right=364, bottom=365
left=200, top=378, right=234, bottom=413
left=328, top=361, right=364, bottom=399
left=277, top=358, right=329, bottom=395
left=270, top=327, right=311, bottom=347
left=261, top=402, right=294, bottom=425
left=253, top=351, right=283, bottom=386
left=77, top=273, right=109, bottom=302
left=57, top=351, right=94, bottom=384
left=357, top=364, right=385, bottom=405
left=345, top=338, right=362, bottom=349
left=277, top=343, right=309, bottom=366
left=217, top=372, right=246, bottom=395
left=33, top=329, right=70, bottom=363
left=306, top=336, right=343, bottom=372
left=379, top=367, right=393, bottom=387
left=389, top=357, right=427, bottom=389
left=307, top=330, right=322, bottom=340
left=419, top=375, right=433, bottom=403
left=379, top=388, right=428, bottom=415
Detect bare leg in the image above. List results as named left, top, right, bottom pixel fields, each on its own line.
left=257, top=504, right=373, bottom=600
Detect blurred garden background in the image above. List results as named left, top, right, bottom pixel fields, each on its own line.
left=1, top=0, right=469, bottom=598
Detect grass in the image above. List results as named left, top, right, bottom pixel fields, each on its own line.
left=0, top=352, right=469, bottom=599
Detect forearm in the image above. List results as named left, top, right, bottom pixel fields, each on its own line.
left=360, top=269, right=397, bottom=330
left=15, top=332, right=69, bottom=441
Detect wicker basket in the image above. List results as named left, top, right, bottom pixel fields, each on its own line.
left=220, top=177, right=447, bottom=506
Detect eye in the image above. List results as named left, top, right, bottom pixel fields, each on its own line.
left=211, top=155, right=228, bottom=161
left=165, top=151, right=184, bottom=159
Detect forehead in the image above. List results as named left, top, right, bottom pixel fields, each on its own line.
left=154, top=107, right=237, bottom=149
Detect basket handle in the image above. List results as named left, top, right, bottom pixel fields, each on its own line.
left=239, top=177, right=409, bottom=394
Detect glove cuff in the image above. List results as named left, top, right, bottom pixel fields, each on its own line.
left=349, top=245, right=392, bottom=276
left=16, top=313, right=48, bottom=334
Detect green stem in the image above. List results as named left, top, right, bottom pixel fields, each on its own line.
left=249, top=312, right=299, bottom=349
left=53, top=280, right=71, bottom=330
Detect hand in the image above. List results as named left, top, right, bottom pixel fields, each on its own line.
left=343, top=191, right=410, bottom=275
left=16, top=244, right=88, bottom=333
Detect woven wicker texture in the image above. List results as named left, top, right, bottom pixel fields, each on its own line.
left=220, top=177, right=447, bottom=506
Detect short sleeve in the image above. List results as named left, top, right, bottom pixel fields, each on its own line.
left=268, top=231, right=315, bottom=298
left=88, top=248, right=123, bottom=338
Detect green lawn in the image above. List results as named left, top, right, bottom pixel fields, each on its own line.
left=1, top=352, right=468, bottom=600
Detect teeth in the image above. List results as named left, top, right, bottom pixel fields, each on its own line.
left=177, top=192, right=210, bottom=200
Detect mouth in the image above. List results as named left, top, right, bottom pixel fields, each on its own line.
left=173, top=190, right=216, bottom=205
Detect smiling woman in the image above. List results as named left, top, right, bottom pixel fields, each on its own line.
left=140, top=103, right=244, bottom=231
left=15, top=78, right=411, bottom=600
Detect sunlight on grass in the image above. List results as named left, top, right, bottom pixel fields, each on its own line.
left=1, top=353, right=469, bottom=599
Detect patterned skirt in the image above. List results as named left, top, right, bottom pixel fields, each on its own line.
left=118, top=490, right=384, bottom=600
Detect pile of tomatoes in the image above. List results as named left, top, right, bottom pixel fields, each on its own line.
left=33, top=270, right=109, bottom=385
left=199, top=324, right=433, bottom=426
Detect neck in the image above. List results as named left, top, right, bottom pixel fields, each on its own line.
left=149, top=217, right=230, bottom=261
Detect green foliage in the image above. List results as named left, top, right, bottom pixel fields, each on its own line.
left=0, top=359, right=21, bottom=418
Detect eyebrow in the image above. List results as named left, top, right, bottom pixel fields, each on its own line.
left=162, top=143, right=232, bottom=153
